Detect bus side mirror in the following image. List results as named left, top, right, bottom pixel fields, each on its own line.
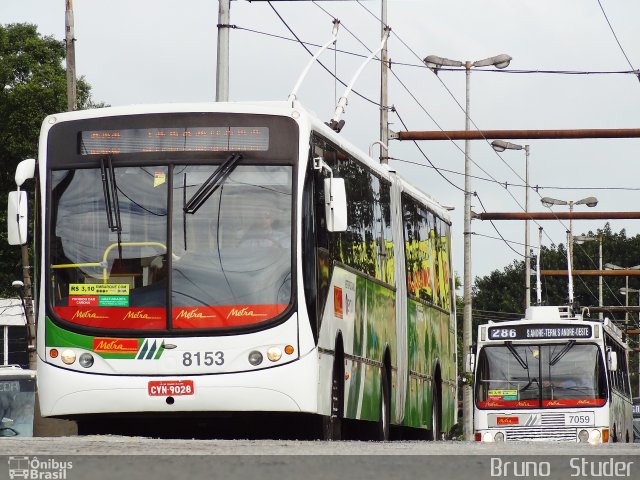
left=324, top=177, right=347, bottom=232
left=7, top=191, right=28, bottom=245
left=607, top=350, right=618, bottom=372
left=15, top=158, right=36, bottom=187
left=464, top=353, right=476, bottom=374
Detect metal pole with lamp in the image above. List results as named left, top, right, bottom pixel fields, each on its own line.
left=540, top=196, right=598, bottom=272
left=491, top=140, right=530, bottom=309
left=573, top=234, right=603, bottom=319
left=424, top=53, right=512, bottom=441
left=605, top=263, right=640, bottom=323
left=619, top=286, right=640, bottom=396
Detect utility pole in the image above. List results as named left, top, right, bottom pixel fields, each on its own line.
left=216, top=0, right=231, bottom=102
left=65, top=0, right=77, bottom=111
left=379, top=0, right=389, bottom=165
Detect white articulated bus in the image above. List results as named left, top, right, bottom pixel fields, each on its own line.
left=473, top=305, right=633, bottom=443
left=8, top=101, right=457, bottom=438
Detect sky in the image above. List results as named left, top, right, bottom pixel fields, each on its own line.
left=3, top=0, right=640, bottom=306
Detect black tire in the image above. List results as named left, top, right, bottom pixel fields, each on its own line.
left=431, top=381, right=441, bottom=441
left=377, top=366, right=391, bottom=441
left=321, top=361, right=343, bottom=440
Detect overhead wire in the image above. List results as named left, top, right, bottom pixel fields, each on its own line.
left=262, top=2, right=630, bottom=309
left=266, top=1, right=381, bottom=108
left=353, top=0, right=622, bottom=306
left=236, top=24, right=639, bottom=76
left=595, top=0, right=639, bottom=81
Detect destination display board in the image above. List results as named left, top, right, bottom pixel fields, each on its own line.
left=79, top=126, right=269, bottom=155
left=487, top=324, right=592, bottom=341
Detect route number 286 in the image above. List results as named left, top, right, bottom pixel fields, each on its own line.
left=489, top=328, right=516, bottom=339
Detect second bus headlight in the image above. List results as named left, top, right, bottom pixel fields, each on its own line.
left=79, top=353, right=94, bottom=368
left=267, top=347, right=282, bottom=362
left=248, top=350, right=263, bottom=366
left=60, top=349, right=76, bottom=365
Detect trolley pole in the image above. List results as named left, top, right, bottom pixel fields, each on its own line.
left=216, top=0, right=231, bottom=102
left=65, top=0, right=77, bottom=111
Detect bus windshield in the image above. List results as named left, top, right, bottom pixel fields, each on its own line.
left=50, top=163, right=293, bottom=331
left=476, top=343, right=607, bottom=409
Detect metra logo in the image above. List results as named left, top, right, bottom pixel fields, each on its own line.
left=176, top=309, right=215, bottom=320
left=497, top=417, right=519, bottom=425
left=72, top=310, right=109, bottom=320
left=123, top=310, right=162, bottom=320
left=226, top=307, right=267, bottom=319
left=546, top=400, right=563, bottom=406
left=93, top=338, right=139, bottom=353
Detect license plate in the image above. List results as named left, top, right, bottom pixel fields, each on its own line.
left=148, top=380, right=194, bottom=396
left=565, top=413, right=594, bottom=426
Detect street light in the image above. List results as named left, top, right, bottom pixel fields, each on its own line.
left=620, top=286, right=640, bottom=396
left=540, top=196, right=599, bottom=270
left=573, top=234, right=603, bottom=318
left=605, top=263, right=640, bottom=324
left=424, top=53, right=512, bottom=442
left=492, top=140, right=531, bottom=309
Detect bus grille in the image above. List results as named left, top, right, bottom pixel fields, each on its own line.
left=505, top=426, right=576, bottom=441
left=500, top=412, right=576, bottom=441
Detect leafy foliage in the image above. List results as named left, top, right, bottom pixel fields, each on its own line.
left=473, top=224, right=640, bottom=324
left=0, top=23, right=102, bottom=295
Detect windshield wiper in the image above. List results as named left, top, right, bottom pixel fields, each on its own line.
left=100, top=156, right=123, bottom=258
left=550, top=340, right=576, bottom=366
left=183, top=153, right=243, bottom=214
left=505, top=341, right=529, bottom=370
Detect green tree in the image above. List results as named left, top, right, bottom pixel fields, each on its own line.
left=0, top=23, right=102, bottom=294
left=473, top=223, right=640, bottom=321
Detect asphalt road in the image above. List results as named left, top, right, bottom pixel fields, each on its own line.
left=1, top=438, right=638, bottom=480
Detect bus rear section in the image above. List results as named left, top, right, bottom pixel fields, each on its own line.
left=37, top=107, right=320, bottom=425
left=473, top=306, right=632, bottom=443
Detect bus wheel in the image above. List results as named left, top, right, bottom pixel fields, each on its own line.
left=322, top=361, right=343, bottom=440
left=377, top=365, right=391, bottom=441
left=431, top=381, right=441, bottom=441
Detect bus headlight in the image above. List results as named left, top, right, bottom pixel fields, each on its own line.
left=60, top=349, right=76, bottom=365
left=483, top=432, right=494, bottom=442
left=248, top=350, right=263, bottom=366
left=267, top=347, right=282, bottom=362
left=590, top=429, right=603, bottom=444
left=578, top=429, right=589, bottom=443
left=79, top=353, right=94, bottom=368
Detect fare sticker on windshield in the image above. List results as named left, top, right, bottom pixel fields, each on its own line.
left=69, top=283, right=130, bottom=296
left=488, top=389, right=518, bottom=401
left=154, top=171, right=166, bottom=187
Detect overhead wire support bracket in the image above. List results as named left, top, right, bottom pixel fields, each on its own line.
left=288, top=19, right=340, bottom=106
left=327, top=27, right=390, bottom=133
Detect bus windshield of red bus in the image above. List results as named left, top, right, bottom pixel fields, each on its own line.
left=49, top=163, right=293, bottom=331
left=475, top=343, right=607, bottom=408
